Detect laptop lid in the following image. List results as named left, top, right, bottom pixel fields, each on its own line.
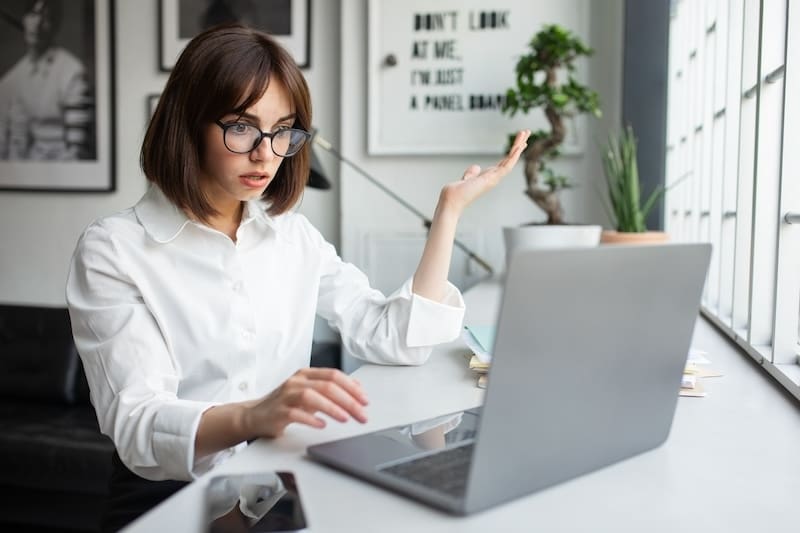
left=463, top=242, right=711, bottom=513
left=308, top=243, right=711, bottom=515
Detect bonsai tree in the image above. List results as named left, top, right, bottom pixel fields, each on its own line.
left=600, top=126, right=665, bottom=233
left=502, top=25, right=601, bottom=224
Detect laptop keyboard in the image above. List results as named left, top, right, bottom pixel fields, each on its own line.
left=379, top=443, right=475, bottom=498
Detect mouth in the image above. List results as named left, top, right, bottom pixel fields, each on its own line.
left=239, top=173, right=270, bottom=188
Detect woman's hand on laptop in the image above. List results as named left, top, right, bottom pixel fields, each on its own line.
left=194, top=369, right=368, bottom=459
left=243, top=368, right=369, bottom=437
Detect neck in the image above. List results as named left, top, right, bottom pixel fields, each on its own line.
left=199, top=201, right=244, bottom=241
left=27, top=43, right=49, bottom=62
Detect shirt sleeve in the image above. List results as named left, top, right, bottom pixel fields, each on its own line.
left=304, top=218, right=466, bottom=365
left=65, top=222, right=233, bottom=481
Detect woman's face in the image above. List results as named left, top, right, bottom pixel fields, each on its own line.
left=200, top=78, right=294, bottom=218
left=23, top=1, right=55, bottom=50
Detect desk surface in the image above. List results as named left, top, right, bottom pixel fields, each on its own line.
left=125, top=281, right=800, bottom=532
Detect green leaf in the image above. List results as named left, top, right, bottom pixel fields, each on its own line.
left=600, top=125, right=664, bottom=232
left=551, top=93, right=568, bottom=106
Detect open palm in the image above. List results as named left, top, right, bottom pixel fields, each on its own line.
left=440, top=129, right=530, bottom=214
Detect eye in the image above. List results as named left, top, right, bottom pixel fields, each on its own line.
left=228, top=123, right=251, bottom=135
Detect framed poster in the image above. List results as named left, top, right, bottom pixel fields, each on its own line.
left=159, top=0, right=311, bottom=71
left=367, top=0, right=589, bottom=155
left=0, top=0, right=115, bottom=192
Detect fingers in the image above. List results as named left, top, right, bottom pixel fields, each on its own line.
left=512, top=129, right=531, bottom=149
left=499, top=129, right=530, bottom=168
left=303, top=367, right=369, bottom=406
left=283, top=406, right=327, bottom=429
left=249, top=368, right=371, bottom=438
left=287, top=368, right=369, bottom=425
left=516, top=129, right=532, bottom=144
left=460, top=130, right=529, bottom=184
left=480, top=129, right=528, bottom=178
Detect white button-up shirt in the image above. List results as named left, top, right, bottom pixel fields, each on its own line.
left=66, top=186, right=465, bottom=481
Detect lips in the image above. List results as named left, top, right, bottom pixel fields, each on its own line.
left=239, top=173, right=270, bottom=188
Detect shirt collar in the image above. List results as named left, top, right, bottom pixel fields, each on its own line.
left=242, top=200, right=286, bottom=243
left=134, top=185, right=278, bottom=244
left=241, top=198, right=278, bottom=231
left=134, top=185, right=192, bottom=243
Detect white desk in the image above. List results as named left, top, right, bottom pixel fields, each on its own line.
left=126, top=281, right=800, bottom=532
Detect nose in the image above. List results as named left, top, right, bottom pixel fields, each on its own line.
left=249, top=135, right=276, bottom=163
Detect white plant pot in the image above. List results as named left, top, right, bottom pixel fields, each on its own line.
left=502, top=225, right=602, bottom=269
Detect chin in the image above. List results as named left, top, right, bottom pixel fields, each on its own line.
left=241, top=184, right=271, bottom=200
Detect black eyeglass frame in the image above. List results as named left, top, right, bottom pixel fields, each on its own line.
left=214, top=120, right=311, bottom=157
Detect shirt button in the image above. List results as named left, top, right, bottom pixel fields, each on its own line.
left=238, top=381, right=248, bottom=391
left=232, top=281, right=243, bottom=292
left=241, top=329, right=253, bottom=340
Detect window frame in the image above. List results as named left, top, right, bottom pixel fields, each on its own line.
left=666, top=0, right=800, bottom=400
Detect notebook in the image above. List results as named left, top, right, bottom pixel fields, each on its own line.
left=307, top=243, right=712, bottom=515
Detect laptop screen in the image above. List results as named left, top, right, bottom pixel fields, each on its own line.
left=370, top=408, right=481, bottom=463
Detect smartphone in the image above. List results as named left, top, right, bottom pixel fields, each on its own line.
left=204, top=472, right=308, bottom=533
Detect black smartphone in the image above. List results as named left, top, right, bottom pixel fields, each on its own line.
left=204, top=472, right=308, bottom=532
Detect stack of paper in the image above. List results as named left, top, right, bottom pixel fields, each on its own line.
left=462, top=325, right=494, bottom=364
left=462, top=329, right=723, bottom=396
left=462, top=326, right=494, bottom=389
left=679, top=348, right=723, bottom=397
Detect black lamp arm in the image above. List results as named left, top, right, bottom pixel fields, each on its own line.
left=312, top=132, right=494, bottom=276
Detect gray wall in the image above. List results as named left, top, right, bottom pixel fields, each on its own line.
left=623, top=0, right=671, bottom=230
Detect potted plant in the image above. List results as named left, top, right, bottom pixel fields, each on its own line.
left=599, top=126, right=669, bottom=244
left=500, top=24, right=603, bottom=261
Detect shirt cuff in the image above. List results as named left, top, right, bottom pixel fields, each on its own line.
left=405, top=280, right=465, bottom=347
left=152, top=398, right=220, bottom=480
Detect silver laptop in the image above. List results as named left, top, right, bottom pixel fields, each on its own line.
left=307, top=243, right=712, bottom=515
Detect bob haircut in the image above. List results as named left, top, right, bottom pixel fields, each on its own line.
left=141, top=25, right=311, bottom=220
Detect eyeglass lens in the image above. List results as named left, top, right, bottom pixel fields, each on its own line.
left=224, top=125, right=307, bottom=156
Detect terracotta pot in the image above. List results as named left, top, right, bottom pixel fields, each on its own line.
left=600, top=230, right=669, bottom=245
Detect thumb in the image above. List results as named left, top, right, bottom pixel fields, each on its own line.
left=461, top=164, right=481, bottom=180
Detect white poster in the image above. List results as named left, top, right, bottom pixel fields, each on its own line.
left=368, top=0, right=589, bottom=155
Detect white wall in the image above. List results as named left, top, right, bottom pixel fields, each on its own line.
left=0, top=0, right=623, bottom=315
left=0, top=0, right=341, bottom=306
left=338, top=0, right=623, bottom=288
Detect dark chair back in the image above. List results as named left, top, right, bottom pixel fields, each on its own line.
left=0, top=305, right=89, bottom=405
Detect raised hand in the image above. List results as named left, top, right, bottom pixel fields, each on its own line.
left=438, top=129, right=530, bottom=215
left=411, top=129, right=530, bottom=302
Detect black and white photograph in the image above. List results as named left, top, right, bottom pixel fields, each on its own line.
left=0, top=0, right=114, bottom=192
left=159, top=0, right=310, bottom=71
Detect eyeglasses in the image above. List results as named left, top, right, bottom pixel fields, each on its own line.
left=215, top=120, right=311, bottom=157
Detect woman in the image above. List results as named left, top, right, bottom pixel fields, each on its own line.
left=0, top=0, right=91, bottom=160
left=66, top=24, right=529, bottom=530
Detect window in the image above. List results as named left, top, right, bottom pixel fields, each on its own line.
left=666, top=0, right=800, bottom=398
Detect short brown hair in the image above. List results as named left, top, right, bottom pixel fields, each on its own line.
left=141, top=25, right=311, bottom=220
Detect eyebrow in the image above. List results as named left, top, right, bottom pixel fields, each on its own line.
left=234, top=111, right=296, bottom=127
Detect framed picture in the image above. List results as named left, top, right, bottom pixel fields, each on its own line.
left=0, top=0, right=115, bottom=192
left=159, top=0, right=310, bottom=71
